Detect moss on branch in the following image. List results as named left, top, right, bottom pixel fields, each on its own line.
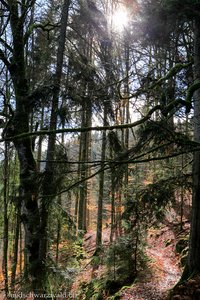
left=24, top=22, right=59, bottom=44
left=185, top=80, right=200, bottom=112
left=0, top=105, right=162, bottom=142
left=120, top=60, right=193, bottom=100
left=155, top=61, right=193, bottom=86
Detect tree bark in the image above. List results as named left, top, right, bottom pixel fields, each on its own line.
left=5, top=1, right=41, bottom=293
left=78, top=98, right=91, bottom=232
left=96, top=107, right=107, bottom=248
left=40, top=0, right=70, bottom=289
left=11, top=200, right=20, bottom=289
left=183, top=17, right=200, bottom=278
left=2, top=141, right=9, bottom=297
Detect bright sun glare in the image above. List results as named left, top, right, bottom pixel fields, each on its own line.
left=111, top=7, right=129, bottom=32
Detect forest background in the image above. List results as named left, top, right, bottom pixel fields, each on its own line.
left=0, top=0, right=200, bottom=299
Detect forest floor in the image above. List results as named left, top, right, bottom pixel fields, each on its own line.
left=70, top=220, right=187, bottom=300
left=0, top=220, right=189, bottom=300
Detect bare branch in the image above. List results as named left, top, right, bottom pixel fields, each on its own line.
left=0, top=0, right=9, bottom=9
left=0, top=37, right=13, bottom=53
left=0, top=48, right=11, bottom=68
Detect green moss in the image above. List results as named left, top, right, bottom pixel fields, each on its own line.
left=185, top=80, right=200, bottom=110
left=78, top=278, right=105, bottom=300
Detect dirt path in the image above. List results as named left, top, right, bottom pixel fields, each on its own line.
left=120, top=226, right=181, bottom=300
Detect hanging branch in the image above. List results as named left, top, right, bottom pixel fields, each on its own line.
left=118, top=60, right=194, bottom=100
left=0, top=95, right=193, bottom=142
left=185, top=79, right=200, bottom=112
left=0, top=105, right=162, bottom=142
left=39, top=146, right=195, bottom=199
left=24, top=21, right=60, bottom=44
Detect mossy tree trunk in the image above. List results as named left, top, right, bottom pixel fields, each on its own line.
left=3, top=1, right=41, bottom=293
left=11, top=198, right=20, bottom=290
left=0, top=0, right=70, bottom=295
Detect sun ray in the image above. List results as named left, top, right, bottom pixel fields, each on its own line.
left=108, top=4, right=129, bottom=33
left=112, top=7, right=129, bottom=31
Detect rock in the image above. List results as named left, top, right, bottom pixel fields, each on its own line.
left=172, top=295, right=182, bottom=300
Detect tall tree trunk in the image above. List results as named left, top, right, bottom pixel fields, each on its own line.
left=78, top=102, right=88, bottom=232
left=96, top=106, right=107, bottom=248
left=40, top=0, right=70, bottom=289
left=78, top=98, right=92, bottom=232
left=2, top=141, right=9, bottom=297
left=56, top=195, right=62, bottom=264
left=110, top=168, right=116, bottom=243
left=11, top=200, right=20, bottom=289
left=183, top=17, right=200, bottom=278
left=19, top=224, right=23, bottom=279
left=123, top=38, right=130, bottom=233
left=6, top=1, right=41, bottom=293
left=36, top=106, right=44, bottom=171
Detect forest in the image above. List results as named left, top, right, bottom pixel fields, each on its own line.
left=0, top=0, right=200, bottom=299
